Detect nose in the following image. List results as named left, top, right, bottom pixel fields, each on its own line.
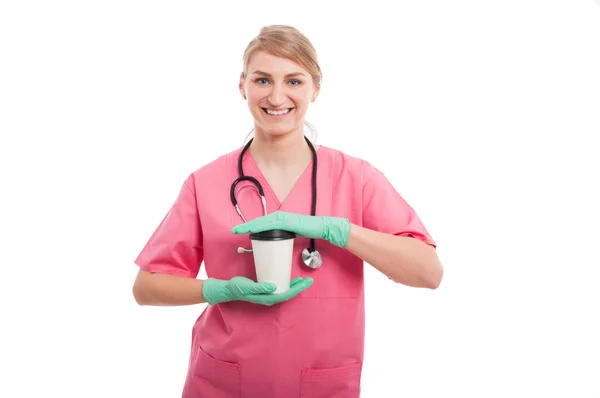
left=268, top=83, right=286, bottom=107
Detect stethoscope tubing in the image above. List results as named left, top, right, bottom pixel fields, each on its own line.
left=231, top=136, right=321, bottom=267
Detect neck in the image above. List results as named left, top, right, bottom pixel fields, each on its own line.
left=249, top=127, right=313, bottom=169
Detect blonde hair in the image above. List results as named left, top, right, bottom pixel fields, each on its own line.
left=242, top=25, right=322, bottom=89
left=242, top=25, right=321, bottom=142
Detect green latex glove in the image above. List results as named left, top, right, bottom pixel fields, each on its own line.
left=231, top=211, right=351, bottom=248
left=202, top=276, right=313, bottom=306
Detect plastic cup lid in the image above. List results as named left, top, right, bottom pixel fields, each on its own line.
left=250, top=229, right=296, bottom=241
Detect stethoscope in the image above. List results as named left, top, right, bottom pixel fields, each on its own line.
left=230, top=136, right=323, bottom=269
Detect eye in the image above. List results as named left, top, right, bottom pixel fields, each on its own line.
left=288, top=79, right=302, bottom=86
left=255, top=78, right=270, bottom=85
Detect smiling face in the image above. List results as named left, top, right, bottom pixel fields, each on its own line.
left=240, top=51, right=319, bottom=138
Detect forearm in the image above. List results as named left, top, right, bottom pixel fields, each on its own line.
left=345, top=224, right=443, bottom=289
left=133, top=270, right=207, bottom=306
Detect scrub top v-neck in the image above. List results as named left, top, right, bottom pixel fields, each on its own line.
left=241, top=145, right=320, bottom=212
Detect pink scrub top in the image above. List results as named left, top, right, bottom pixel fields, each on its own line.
left=135, top=145, right=436, bottom=398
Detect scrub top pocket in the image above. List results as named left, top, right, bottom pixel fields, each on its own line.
left=300, top=361, right=362, bottom=398
left=184, top=343, right=242, bottom=398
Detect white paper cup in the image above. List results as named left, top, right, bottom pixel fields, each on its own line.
left=250, top=229, right=296, bottom=294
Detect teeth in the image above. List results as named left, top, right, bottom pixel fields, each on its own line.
left=266, top=108, right=289, bottom=116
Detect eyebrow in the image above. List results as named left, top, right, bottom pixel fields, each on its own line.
left=251, top=70, right=307, bottom=78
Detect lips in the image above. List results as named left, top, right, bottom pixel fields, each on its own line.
left=262, top=108, right=293, bottom=116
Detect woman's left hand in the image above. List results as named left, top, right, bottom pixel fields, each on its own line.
left=232, top=211, right=351, bottom=248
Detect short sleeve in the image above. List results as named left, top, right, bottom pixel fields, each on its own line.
left=362, top=162, right=436, bottom=248
left=134, top=174, right=203, bottom=278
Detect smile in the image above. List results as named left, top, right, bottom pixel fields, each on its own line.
left=263, top=108, right=293, bottom=116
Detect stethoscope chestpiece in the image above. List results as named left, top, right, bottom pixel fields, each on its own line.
left=302, top=248, right=322, bottom=269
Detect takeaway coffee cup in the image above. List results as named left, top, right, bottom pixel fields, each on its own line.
left=250, top=229, right=296, bottom=294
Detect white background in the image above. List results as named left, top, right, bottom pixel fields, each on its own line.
left=1, top=1, right=599, bottom=397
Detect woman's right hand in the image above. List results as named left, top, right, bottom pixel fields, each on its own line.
left=202, top=276, right=313, bottom=306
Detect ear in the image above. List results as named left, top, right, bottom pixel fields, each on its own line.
left=311, top=86, right=320, bottom=102
left=239, top=73, right=246, bottom=100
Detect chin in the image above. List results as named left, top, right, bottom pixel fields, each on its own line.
left=256, top=122, right=302, bottom=138
left=263, top=128, right=296, bottom=137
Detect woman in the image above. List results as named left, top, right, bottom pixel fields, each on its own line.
left=133, top=25, right=443, bottom=398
